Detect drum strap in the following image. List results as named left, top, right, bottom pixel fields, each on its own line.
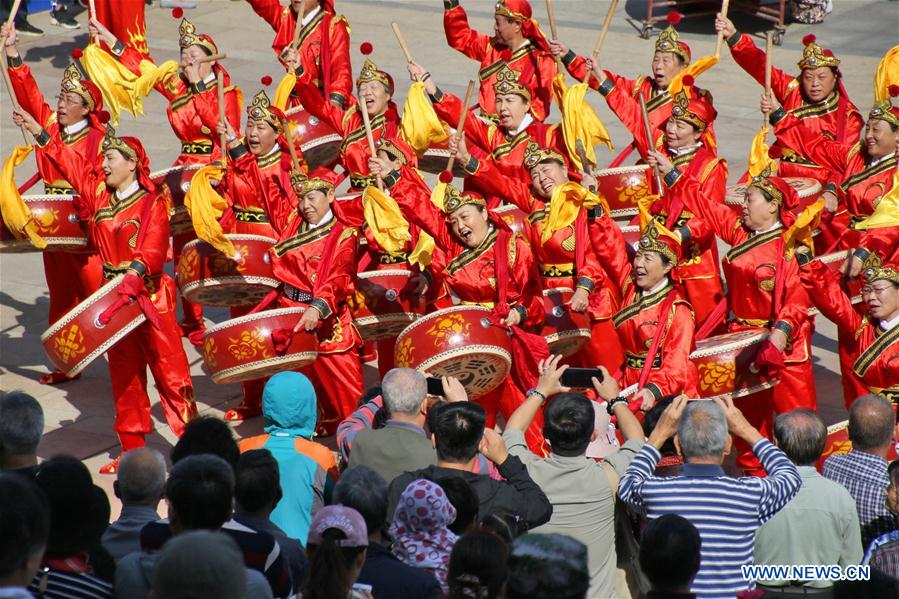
left=636, top=291, right=678, bottom=394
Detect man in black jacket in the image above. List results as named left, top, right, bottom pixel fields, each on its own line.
left=387, top=402, right=553, bottom=530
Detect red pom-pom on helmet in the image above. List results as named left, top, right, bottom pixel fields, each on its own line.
left=360, top=41, right=373, bottom=55
left=261, top=75, right=273, bottom=86
left=823, top=49, right=834, bottom=57
left=438, top=170, right=453, bottom=184
left=767, top=145, right=783, bottom=159
left=98, top=110, right=111, bottom=124
left=667, top=11, right=682, bottom=26
left=889, top=84, right=899, bottom=98
left=682, top=74, right=695, bottom=87
left=171, top=7, right=184, bottom=19
left=72, top=48, right=83, bottom=59
left=802, top=34, right=816, bottom=46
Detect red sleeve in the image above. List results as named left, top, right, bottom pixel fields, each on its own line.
left=39, top=137, right=106, bottom=213
left=648, top=301, right=696, bottom=397
left=775, top=256, right=812, bottom=339
left=391, top=167, right=455, bottom=252
left=315, top=227, right=358, bottom=315
left=431, top=90, right=492, bottom=155
left=245, top=0, right=287, bottom=32
left=603, top=81, right=654, bottom=158
left=799, top=257, right=861, bottom=338
left=590, top=212, right=633, bottom=295
left=465, top=159, right=536, bottom=212
left=669, top=171, right=745, bottom=247
left=728, top=33, right=795, bottom=102
left=858, top=227, right=899, bottom=259
left=509, top=235, right=546, bottom=327
left=7, top=63, right=54, bottom=127
left=118, top=45, right=179, bottom=101
left=133, top=193, right=171, bottom=276
left=188, top=85, right=241, bottom=147
left=326, top=18, right=353, bottom=107
left=843, top=109, right=864, bottom=147
left=443, top=5, right=489, bottom=62
left=773, top=113, right=850, bottom=176
left=293, top=70, right=347, bottom=133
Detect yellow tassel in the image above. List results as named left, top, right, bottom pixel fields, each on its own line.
left=559, top=80, right=613, bottom=171
left=183, top=164, right=235, bottom=257
left=747, top=126, right=775, bottom=178
left=0, top=145, right=45, bottom=248
left=874, top=45, right=899, bottom=101
left=541, top=182, right=607, bottom=245
left=783, top=199, right=825, bottom=256
left=273, top=72, right=297, bottom=111
left=400, top=82, right=449, bottom=155
left=855, top=169, right=899, bottom=230
left=667, top=55, right=719, bottom=97
left=362, top=185, right=413, bottom=255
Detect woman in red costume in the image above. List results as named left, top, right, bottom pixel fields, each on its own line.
left=89, top=15, right=243, bottom=346
left=3, top=25, right=104, bottom=385
left=16, top=110, right=198, bottom=474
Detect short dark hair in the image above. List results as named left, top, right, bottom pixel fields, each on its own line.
left=640, top=514, right=701, bottom=592
left=428, top=402, right=486, bottom=463
left=848, top=395, right=895, bottom=451
left=774, top=409, right=827, bottom=466
left=171, top=416, right=240, bottom=468
left=332, top=465, right=388, bottom=536
left=479, top=511, right=528, bottom=544
left=889, top=460, right=899, bottom=487
left=448, top=531, right=509, bottom=599
left=0, top=473, right=49, bottom=578
left=0, top=391, right=44, bottom=456
left=235, top=449, right=281, bottom=514
left=166, top=454, right=235, bottom=531
left=436, top=476, right=479, bottom=535
left=544, top=393, right=594, bottom=456
left=643, top=396, right=678, bottom=457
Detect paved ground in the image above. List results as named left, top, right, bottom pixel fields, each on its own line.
left=1, top=0, right=897, bottom=509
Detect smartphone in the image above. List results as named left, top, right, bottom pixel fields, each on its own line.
left=560, top=367, right=604, bottom=389
left=426, top=376, right=445, bottom=397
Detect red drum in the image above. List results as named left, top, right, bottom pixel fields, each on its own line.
left=493, top=204, right=529, bottom=235
left=817, top=419, right=899, bottom=471
left=40, top=275, right=146, bottom=376
left=690, top=330, right=780, bottom=400
left=725, top=177, right=822, bottom=209
left=350, top=270, right=426, bottom=342
left=596, top=165, right=651, bottom=218
left=619, top=224, right=641, bottom=248
left=202, top=307, right=319, bottom=384
left=151, top=164, right=203, bottom=236
left=285, top=105, right=341, bottom=170
left=0, top=194, right=89, bottom=253
left=540, top=288, right=591, bottom=357
left=394, top=306, right=512, bottom=398
left=177, top=234, right=280, bottom=306
left=418, top=139, right=467, bottom=176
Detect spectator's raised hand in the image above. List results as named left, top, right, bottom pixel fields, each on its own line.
left=535, top=354, right=570, bottom=399
left=591, top=366, right=619, bottom=402
left=442, top=376, right=468, bottom=403
left=648, top=394, right=688, bottom=450
left=712, top=396, right=763, bottom=445
left=479, top=428, right=509, bottom=466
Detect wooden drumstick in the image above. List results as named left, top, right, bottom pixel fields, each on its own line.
left=87, top=0, right=99, bottom=45
left=639, top=95, right=664, bottom=197
left=390, top=22, right=413, bottom=63
left=446, top=80, right=476, bottom=173
left=1, top=47, right=27, bottom=143
left=1, top=0, right=21, bottom=42
left=544, top=0, right=565, bottom=73
left=592, top=0, right=618, bottom=60
left=278, top=116, right=303, bottom=177
left=217, top=70, right=227, bottom=160
left=762, top=31, right=773, bottom=128
left=358, top=104, right=384, bottom=191
left=198, top=53, right=226, bottom=65
left=715, top=0, right=731, bottom=58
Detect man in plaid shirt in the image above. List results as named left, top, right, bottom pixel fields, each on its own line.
left=823, top=395, right=899, bottom=549
left=864, top=460, right=899, bottom=577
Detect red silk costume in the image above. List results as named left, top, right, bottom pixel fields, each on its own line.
left=800, top=259, right=899, bottom=405
left=38, top=135, right=197, bottom=451
left=391, top=168, right=548, bottom=452
left=671, top=172, right=817, bottom=470
left=591, top=213, right=699, bottom=405
left=443, top=0, right=556, bottom=121
left=462, top=158, right=626, bottom=372
left=268, top=210, right=364, bottom=436
left=244, top=0, right=352, bottom=108
left=7, top=60, right=103, bottom=342
left=94, top=0, right=148, bottom=54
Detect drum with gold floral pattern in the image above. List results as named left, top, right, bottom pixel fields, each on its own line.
left=394, top=306, right=512, bottom=398
left=595, top=165, right=651, bottom=218
left=202, top=307, right=319, bottom=384
left=177, top=234, right=280, bottom=306
left=539, top=288, right=591, bottom=357
left=349, top=270, right=426, bottom=342
left=725, top=176, right=822, bottom=209
left=0, top=194, right=89, bottom=253
left=817, top=419, right=899, bottom=471
left=285, top=105, right=341, bottom=170
left=40, top=275, right=146, bottom=376
left=690, top=330, right=780, bottom=400
left=151, top=164, right=204, bottom=236
left=493, top=204, right=528, bottom=235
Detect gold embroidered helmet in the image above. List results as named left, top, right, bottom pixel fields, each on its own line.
left=102, top=125, right=137, bottom=161
left=523, top=141, right=565, bottom=170
left=655, top=12, right=690, bottom=64
left=295, top=167, right=339, bottom=195
left=178, top=17, right=218, bottom=55
left=246, top=91, right=286, bottom=131
left=442, top=184, right=487, bottom=214
left=356, top=58, right=394, bottom=95
left=797, top=34, right=840, bottom=70
left=493, top=63, right=532, bottom=101
left=868, top=98, right=899, bottom=128
left=60, top=64, right=102, bottom=112
left=862, top=252, right=899, bottom=286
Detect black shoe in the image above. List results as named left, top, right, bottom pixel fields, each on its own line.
left=51, top=11, right=80, bottom=29
left=16, top=21, right=44, bottom=37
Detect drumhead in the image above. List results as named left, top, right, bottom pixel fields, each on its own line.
left=150, top=163, right=204, bottom=180
left=690, top=330, right=769, bottom=359
left=596, top=165, right=651, bottom=176
left=181, top=275, right=282, bottom=306
left=356, top=269, right=413, bottom=280
left=211, top=352, right=318, bottom=385
left=204, top=307, right=307, bottom=334
left=182, top=234, right=278, bottom=251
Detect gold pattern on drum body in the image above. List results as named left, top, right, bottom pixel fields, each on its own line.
left=426, top=315, right=472, bottom=347
left=820, top=439, right=852, bottom=461
left=178, top=249, right=200, bottom=283
left=203, top=337, right=218, bottom=370
left=31, top=207, right=61, bottom=235
left=394, top=337, right=414, bottom=366
left=616, top=178, right=649, bottom=207
left=698, top=362, right=736, bottom=394
left=227, top=328, right=272, bottom=361
left=53, top=324, right=87, bottom=363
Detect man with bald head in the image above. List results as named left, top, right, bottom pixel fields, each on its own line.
left=102, top=447, right=166, bottom=562
left=824, top=395, right=899, bottom=548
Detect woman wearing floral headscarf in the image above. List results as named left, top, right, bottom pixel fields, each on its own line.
left=390, top=479, right=459, bottom=591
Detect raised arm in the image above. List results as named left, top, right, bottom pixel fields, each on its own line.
left=293, top=67, right=347, bottom=133
left=596, top=77, right=656, bottom=159
left=244, top=0, right=290, bottom=33
left=590, top=211, right=634, bottom=294
left=390, top=166, right=455, bottom=251
left=724, top=32, right=795, bottom=102
left=442, top=1, right=490, bottom=62
left=337, top=395, right=385, bottom=461
left=3, top=30, right=54, bottom=127
left=754, top=439, right=802, bottom=521
left=325, top=17, right=353, bottom=109
left=461, top=152, right=536, bottom=212
left=188, top=81, right=242, bottom=152
left=33, top=132, right=105, bottom=213
left=798, top=255, right=862, bottom=338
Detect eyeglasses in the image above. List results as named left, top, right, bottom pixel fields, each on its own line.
left=55, top=94, right=84, bottom=107
left=861, top=284, right=896, bottom=299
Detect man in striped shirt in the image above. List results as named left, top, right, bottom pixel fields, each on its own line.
left=619, top=397, right=802, bottom=599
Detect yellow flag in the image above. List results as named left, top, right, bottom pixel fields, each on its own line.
left=183, top=164, right=235, bottom=258
left=667, top=55, right=719, bottom=97
left=748, top=126, right=775, bottom=178
left=783, top=199, right=825, bottom=255
left=855, top=170, right=899, bottom=230
left=400, top=82, right=449, bottom=155
left=273, top=72, right=297, bottom=111
left=541, top=182, right=607, bottom=245
left=0, top=145, right=46, bottom=248
left=559, top=80, right=613, bottom=171
left=362, top=185, right=413, bottom=255
left=874, top=45, right=899, bottom=101
left=408, top=232, right=435, bottom=269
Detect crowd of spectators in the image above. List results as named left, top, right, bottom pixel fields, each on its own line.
left=2, top=361, right=898, bottom=599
